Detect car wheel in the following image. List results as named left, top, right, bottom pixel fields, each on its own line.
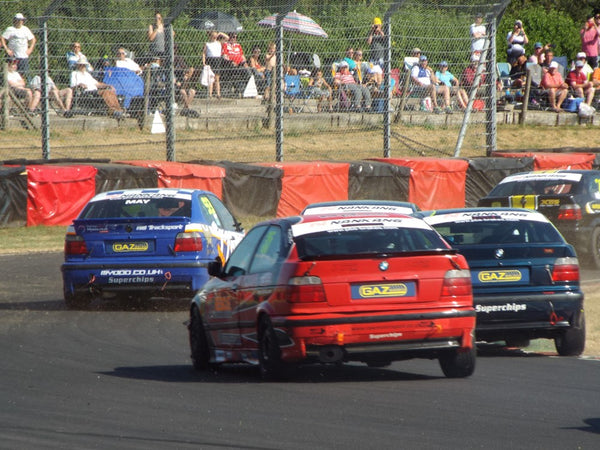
left=591, top=228, right=600, bottom=269
left=555, top=312, right=586, bottom=356
left=64, top=290, right=91, bottom=309
left=438, top=346, right=476, bottom=378
left=258, top=315, right=288, bottom=380
left=505, top=336, right=530, bottom=348
left=189, top=307, right=211, bottom=370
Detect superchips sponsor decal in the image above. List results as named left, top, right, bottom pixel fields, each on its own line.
left=100, top=269, right=165, bottom=285
left=473, top=269, right=529, bottom=284
left=476, top=303, right=527, bottom=313
left=351, top=282, right=416, bottom=299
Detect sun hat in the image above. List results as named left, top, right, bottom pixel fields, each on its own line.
left=439, top=61, right=448, bottom=67
left=549, top=61, right=559, bottom=69
left=576, top=60, right=585, bottom=68
left=419, top=55, right=427, bottom=61
left=373, top=17, right=382, bottom=25
left=577, top=52, right=587, bottom=59
left=14, top=13, right=25, bottom=20
left=515, top=20, right=523, bottom=27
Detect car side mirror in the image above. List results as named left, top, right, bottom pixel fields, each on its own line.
left=207, top=258, right=223, bottom=277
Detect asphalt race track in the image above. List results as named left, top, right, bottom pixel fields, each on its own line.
left=1, top=252, right=599, bottom=449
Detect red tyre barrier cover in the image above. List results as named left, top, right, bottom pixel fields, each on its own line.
left=259, top=162, right=349, bottom=217
left=26, top=165, right=97, bottom=226
left=372, top=158, right=469, bottom=210
left=119, top=161, right=225, bottom=198
left=491, top=152, right=595, bottom=170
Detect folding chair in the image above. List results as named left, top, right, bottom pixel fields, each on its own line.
left=284, top=74, right=303, bottom=113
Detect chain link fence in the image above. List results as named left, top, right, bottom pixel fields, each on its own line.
left=0, top=0, right=508, bottom=162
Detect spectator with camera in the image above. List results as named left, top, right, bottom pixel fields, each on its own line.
left=507, top=20, right=528, bottom=64
left=367, top=17, right=385, bottom=69
left=580, top=14, right=600, bottom=69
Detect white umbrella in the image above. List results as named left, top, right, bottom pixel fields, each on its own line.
left=258, top=10, right=328, bottom=38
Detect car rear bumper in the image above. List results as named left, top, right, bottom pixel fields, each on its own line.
left=62, top=261, right=210, bottom=299
left=271, top=309, right=476, bottom=364
left=474, top=291, right=583, bottom=340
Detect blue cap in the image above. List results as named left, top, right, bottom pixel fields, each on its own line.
left=439, top=61, right=448, bottom=66
left=419, top=55, right=427, bottom=61
left=534, top=42, right=543, bottom=49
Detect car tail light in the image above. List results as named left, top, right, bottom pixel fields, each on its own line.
left=64, top=234, right=88, bottom=255
left=441, top=269, right=472, bottom=297
left=286, top=276, right=326, bottom=303
left=174, top=232, right=203, bottom=252
left=557, top=204, right=582, bottom=221
left=551, top=257, right=579, bottom=283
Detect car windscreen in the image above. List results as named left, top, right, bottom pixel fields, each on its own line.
left=489, top=180, right=579, bottom=196
left=295, top=227, right=448, bottom=259
left=430, top=219, right=563, bottom=245
left=80, top=197, right=191, bottom=219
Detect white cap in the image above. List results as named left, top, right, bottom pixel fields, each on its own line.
left=577, top=52, right=587, bottom=59
left=14, top=13, right=25, bottom=20
left=549, top=61, right=559, bottom=69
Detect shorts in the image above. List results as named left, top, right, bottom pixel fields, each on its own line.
left=205, top=57, right=223, bottom=75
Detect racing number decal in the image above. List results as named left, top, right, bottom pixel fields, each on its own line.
left=509, top=195, right=537, bottom=210
left=201, top=197, right=217, bottom=218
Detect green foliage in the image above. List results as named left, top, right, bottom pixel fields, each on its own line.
left=499, top=6, right=580, bottom=62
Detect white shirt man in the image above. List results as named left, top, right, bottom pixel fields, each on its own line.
left=1, top=13, right=36, bottom=76
left=115, top=48, right=142, bottom=75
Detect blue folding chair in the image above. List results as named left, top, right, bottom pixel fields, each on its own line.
left=284, top=74, right=304, bottom=113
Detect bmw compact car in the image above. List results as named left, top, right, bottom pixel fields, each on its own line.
left=61, top=188, right=244, bottom=308
left=189, top=213, right=476, bottom=379
left=478, top=170, right=600, bottom=268
left=417, top=208, right=585, bottom=356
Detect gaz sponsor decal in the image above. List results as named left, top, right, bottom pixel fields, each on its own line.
left=476, top=303, right=527, bottom=313
left=477, top=269, right=523, bottom=283
left=351, top=282, right=416, bottom=299
left=112, top=241, right=149, bottom=252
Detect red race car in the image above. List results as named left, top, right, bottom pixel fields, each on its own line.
left=189, top=213, right=476, bottom=379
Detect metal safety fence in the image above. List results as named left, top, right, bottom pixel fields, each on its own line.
left=0, top=0, right=508, bottom=162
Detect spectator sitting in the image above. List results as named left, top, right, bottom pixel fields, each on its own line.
left=354, top=48, right=382, bottom=86
left=460, top=54, right=487, bottom=93
left=574, top=52, right=593, bottom=80
left=115, top=47, right=143, bottom=75
left=540, top=49, right=557, bottom=74
left=248, top=45, right=266, bottom=94
left=410, top=54, right=451, bottom=113
left=1, top=13, right=36, bottom=79
left=435, top=61, right=468, bottom=110
left=6, top=58, right=40, bottom=113
left=334, top=61, right=371, bottom=111
left=529, top=42, right=549, bottom=64
left=70, top=57, right=125, bottom=118
left=173, top=44, right=199, bottom=91
left=567, top=59, right=595, bottom=106
left=221, top=33, right=252, bottom=95
left=309, top=68, right=333, bottom=112
left=507, top=20, right=528, bottom=64
left=540, top=61, right=568, bottom=112
left=66, top=41, right=93, bottom=72
left=509, top=54, right=528, bottom=89
left=343, top=47, right=357, bottom=72
left=30, top=73, right=73, bottom=117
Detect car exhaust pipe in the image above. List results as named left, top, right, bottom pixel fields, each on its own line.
left=318, top=345, right=344, bottom=363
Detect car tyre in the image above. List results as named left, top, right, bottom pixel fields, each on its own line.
left=591, top=227, right=600, bottom=269
left=189, top=307, right=212, bottom=370
left=258, top=315, right=288, bottom=381
left=438, top=346, right=476, bottom=378
left=555, top=312, right=586, bottom=356
left=64, top=291, right=91, bottom=310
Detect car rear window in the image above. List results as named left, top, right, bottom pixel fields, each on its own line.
left=295, top=227, right=447, bottom=259
left=431, top=220, right=563, bottom=245
left=80, top=197, right=191, bottom=219
left=489, top=180, right=579, bottom=196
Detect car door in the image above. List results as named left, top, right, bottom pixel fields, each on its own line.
left=203, top=225, right=267, bottom=350
left=235, top=224, right=288, bottom=350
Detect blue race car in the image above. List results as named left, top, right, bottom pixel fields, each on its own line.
left=61, top=188, right=244, bottom=308
left=416, top=208, right=585, bottom=356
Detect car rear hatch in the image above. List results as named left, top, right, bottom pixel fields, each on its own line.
left=478, top=194, right=581, bottom=223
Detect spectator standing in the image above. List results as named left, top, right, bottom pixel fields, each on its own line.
left=507, top=20, right=528, bottom=64
left=410, top=55, right=451, bottom=113
left=6, top=58, right=40, bottom=113
left=567, top=59, right=595, bottom=106
left=30, top=73, right=73, bottom=117
left=70, top=57, right=124, bottom=118
left=148, top=11, right=166, bottom=58
left=115, top=47, right=143, bottom=75
left=435, top=61, right=468, bottom=109
left=66, top=41, right=93, bottom=72
left=470, top=13, right=487, bottom=56
left=202, top=31, right=228, bottom=99
left=263, top=42, right=276, bottom=101
left=541, top=61, right=568, bottom=112
left=580, top=15, right=600, bottom=69
left=1, top=13, right=36, bottom=78
left=367, top=17, right=385, bottom=69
